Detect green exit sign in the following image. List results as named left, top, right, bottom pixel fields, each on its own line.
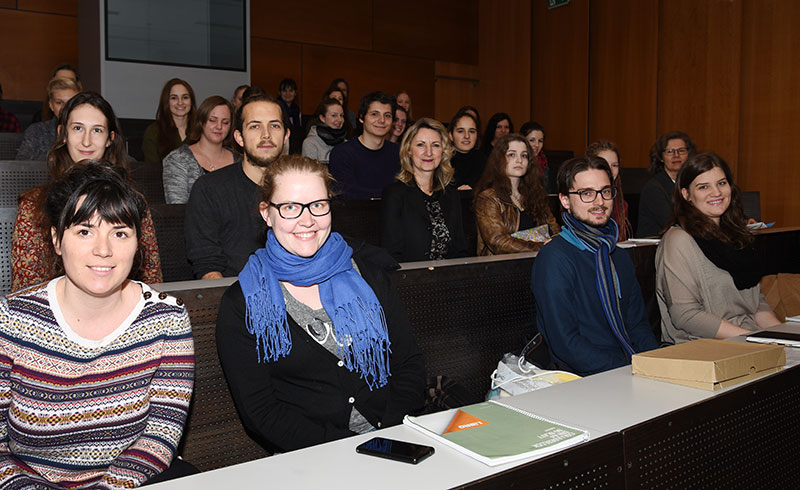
left=548, top=0, right=570, bottom=8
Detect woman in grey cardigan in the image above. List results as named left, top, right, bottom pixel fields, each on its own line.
left=162, top=96, right=239, bottom=204
left=301, top=97, right=346, bottom=165
left=656, top=152, right=780, bottom=344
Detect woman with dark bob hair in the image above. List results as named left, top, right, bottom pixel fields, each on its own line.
left=216, top=154, right=425, bottom=452
left=656, top=152, right=780, bottom=344
left=0, top=161, right=195, bottom=487
left=11, top=92, right=163, bottom=291
left=162, top=95, right=240, bottom=204
left=586, top=139, right=633, bottom=241
left=637, top=130, right=696, bottom=237
left=474, top=134, right=559, bottom=255
left=142, top=78, right=196, bottom=164
left=381, top=118, right=468, bottom=262
left=482, top=112, right=513, bottom=156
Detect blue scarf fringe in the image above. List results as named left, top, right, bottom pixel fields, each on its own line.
left=240, top=231, right=391, bottom=390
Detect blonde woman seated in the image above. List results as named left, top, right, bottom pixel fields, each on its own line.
left=381, top=118, right=467, bottom=262
left=656, top=152, right=781, bottom=344
left=474, top=134, right=559, bottom=256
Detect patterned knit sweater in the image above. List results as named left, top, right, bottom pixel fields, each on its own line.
left=0, top=279, right=194, bottom=489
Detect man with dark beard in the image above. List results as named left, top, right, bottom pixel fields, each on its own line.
left=185, top=92, right=290, bottom=279
left=531, top=156, right=659, bottom=376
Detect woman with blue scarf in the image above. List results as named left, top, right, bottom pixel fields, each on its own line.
left=216, top=155, right=426, bottom=452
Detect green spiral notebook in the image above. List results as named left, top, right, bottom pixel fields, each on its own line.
left=403, top=400, right=589, bottom=466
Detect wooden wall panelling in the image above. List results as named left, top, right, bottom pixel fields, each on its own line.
left=656, top=0, right=743, bottom=171
left=531, top=0, right=589, bottom=156
left=434, top=78, right=478, bottom=124
left=478, top=0, right=531, bottom=133
left=250, top=0, right=372, bottom=51
left=0, top=10, right=77, bottom=100
left=739, top=0, right=800, bottom=226
left=250, top=38, right=302, bottom=100
left=301, top=45, right=435, bottom=120
left=0, top=1, right=17, bottom=9
left=434, top=61, right=479, bottom=123
left=373, top=0, right=479, bottom=65
left=18, top=0, right=77, bottom=16
left=588, top=0, right=658, bottom=169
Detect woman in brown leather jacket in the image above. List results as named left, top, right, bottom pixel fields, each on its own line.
left=473, top=134, right=560, bottom=256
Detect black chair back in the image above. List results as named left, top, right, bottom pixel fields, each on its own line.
left=0, top=133, right=25, bottom=160
left=0, top=160, right=49, bottom=206
left=149, top=204, right=193, bottom=282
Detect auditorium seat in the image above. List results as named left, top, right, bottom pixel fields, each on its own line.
left=148, top=204, right=193, bottom=283
left=0, top=99, right=42, bottom=131
left=330, top=199, right=382, bottom=246
left=0, top=160, right=49, bottom=206
left=543, top=149, right=574, bottom=193
left=741, top=191, right=762, bottom=221
left=620, top=167, right=652, bottom=194
left=0, top=133, right=25, bottom=160
left=119, top=118, right=155, bottom=162
left=0, top=206, right=16, bottom=295
left=128, top=160, right=166, bottom=204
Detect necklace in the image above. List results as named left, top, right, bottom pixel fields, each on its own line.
left=192, top=145, right=229, bottom=172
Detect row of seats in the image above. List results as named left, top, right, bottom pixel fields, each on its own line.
left=165, top=246, right=654, bottom=471
left=159, top=228, right=800, bottom=472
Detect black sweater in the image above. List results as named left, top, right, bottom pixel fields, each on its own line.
left=184, top=162, right=266, bottom=278
left=451, top=149, right=487, bottom=189
left=216, top=239, right=426, bottom=452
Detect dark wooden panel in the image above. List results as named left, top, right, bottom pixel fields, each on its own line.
left=18, top=0, right=77, bottom=16
left=531, top=0, right=589, bottom=156
left=250, top=37, right=302, bottom=99
left=434, top=77, right=478, bottom=125
left=250, top=0, right=371, bottom=51
left=434, top=61, right=480, bottom=122
left=0, top=1, right=16, bottom=9
left=0, top=10, right=78, bottom=100
left=589, top=0, right=658, bottom=169
left=478, top=0, right=531, bottom=128
left=657, top=0, right=743, bottom=172
left=373, top=0, right=478, bottom=65
left=739, top=0, right=800, bottom=227
left=301, top=44, right=435, bottom=120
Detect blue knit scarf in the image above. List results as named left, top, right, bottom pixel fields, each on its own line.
left=239, top=231, right=391, bottom=390
left=560, top=212, right=635, bottom=358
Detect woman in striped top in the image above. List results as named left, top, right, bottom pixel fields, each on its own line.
left=0, top=161, right=194, bottom=488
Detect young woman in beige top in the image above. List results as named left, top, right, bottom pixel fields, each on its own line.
left=655, top=152, right=780, bottom=344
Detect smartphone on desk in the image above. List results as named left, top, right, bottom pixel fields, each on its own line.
left=356, top=437, right=434, bottom=464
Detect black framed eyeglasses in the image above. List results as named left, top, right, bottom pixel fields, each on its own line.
left=269, top=199, right=332, bottom=219
left=664, top=147, right=688, bottom=156
left=567, top=187, right=617, bottom=203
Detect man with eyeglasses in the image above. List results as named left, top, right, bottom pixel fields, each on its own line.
left=185, top=91, right=290, bottom=279
left=531, top=156, right=659, bottom=376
